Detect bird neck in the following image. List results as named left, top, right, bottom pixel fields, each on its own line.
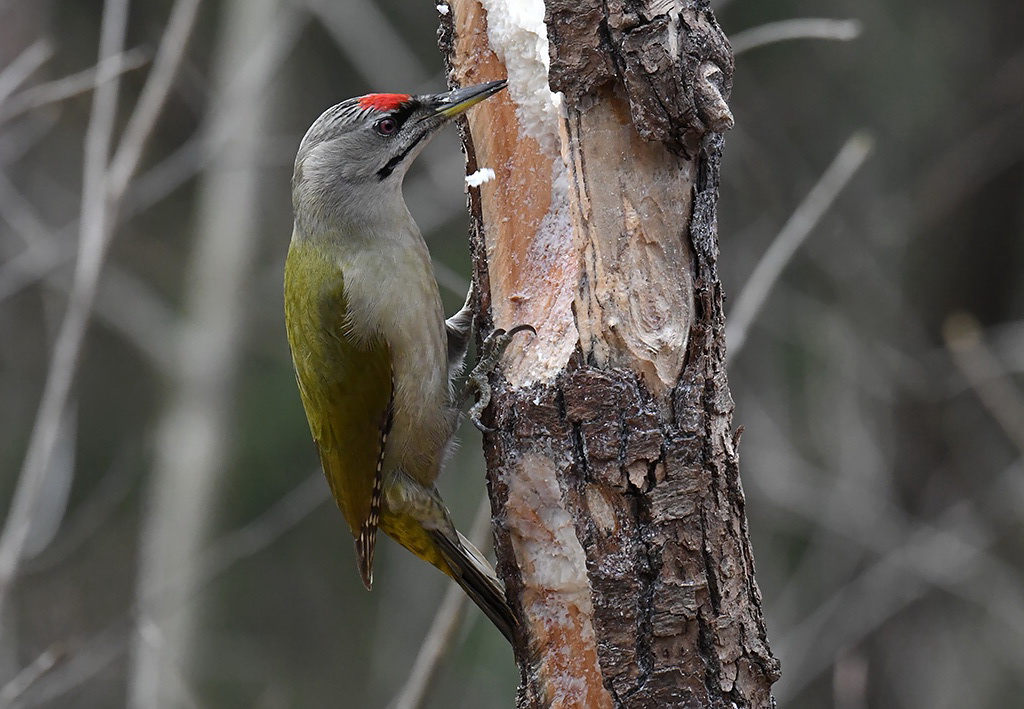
left=293, top=174, right=416, bottom=251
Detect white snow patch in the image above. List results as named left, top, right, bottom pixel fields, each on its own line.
left=436, top=3, right=449, bottom=14
left=477, top=0, right=562, bottom=154
left=464, top=167, right=495, bottom=187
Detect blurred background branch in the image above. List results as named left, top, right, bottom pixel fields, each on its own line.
left=127, top=0, right=278, bottom=706
left=730, top=17, right=863, bottom=56
left=727, top=131, right=873, bottom=359
left=0, top=0, right=131, bottom=629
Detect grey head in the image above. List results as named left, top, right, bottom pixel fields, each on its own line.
left=292, top=80, right=506, bottom=236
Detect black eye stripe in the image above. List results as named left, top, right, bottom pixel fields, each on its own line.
left=373, top=98, right=426, bottom=179
left=387, top=100, right=419, bottom=127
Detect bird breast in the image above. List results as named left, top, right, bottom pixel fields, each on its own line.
left=340, top=233, right=452, bottom=485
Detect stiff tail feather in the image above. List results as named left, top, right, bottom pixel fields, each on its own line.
left=428, top=529, right=517, bottom=644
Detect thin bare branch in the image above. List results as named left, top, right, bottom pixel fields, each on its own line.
left=726, top=131, right=873, bottom=360
left=0, top=39, right=53, bottom=104
left=774, top=487, right=1024, bottom=702
left=731, top=18, right=863, bottom=56
left=107, top=0, right=203, bottom=200
left=190, top=473, right=326, bottom=590
left=7, top=622, right=128, bottom=709
left=0, top=1, right=202, bottom=598
left=0, top=245, right=61, bottom=302
left=0, top=645, right=64, bottom=706
left=305, top=0, right=430, bottom=88
left=747, top=384, right=1024, bottom=702
left=0, top=49, right=147, bottom=125
left=0, top=170, right=52, bottom=246
left=944, top=312, right=1024, bottom=454
left=0, top=110, right=59, bottom=165
left=9, top=470, right=326, bottom=707
left=22, top=447, right=139, bottom=576
left=0, top=170, right=175, bottom=371
left=0, top=0, right=131, bottom=617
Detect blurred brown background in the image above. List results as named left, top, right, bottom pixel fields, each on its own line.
left=0, top=0, right=1022, bottom=707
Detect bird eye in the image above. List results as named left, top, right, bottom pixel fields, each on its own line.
left=374, top=117, right=398, bottom=136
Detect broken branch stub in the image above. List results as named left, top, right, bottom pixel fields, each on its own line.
left=547, top=2, right=734, bottom=148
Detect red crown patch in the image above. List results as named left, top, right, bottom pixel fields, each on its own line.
left=357, top=93, right=411, bottom=112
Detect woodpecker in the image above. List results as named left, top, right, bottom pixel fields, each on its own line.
left=284, top=81, right=516, bottom=641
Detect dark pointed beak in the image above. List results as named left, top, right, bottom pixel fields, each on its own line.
left=431, top=80, right=507, bottom=118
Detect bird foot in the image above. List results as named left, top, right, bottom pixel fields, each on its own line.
left=459, top=324, right=536, bottom=433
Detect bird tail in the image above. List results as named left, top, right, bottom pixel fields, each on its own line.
left=428, top=528, right=517, bottom=644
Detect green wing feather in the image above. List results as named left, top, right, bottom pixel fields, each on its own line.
left=284, top=238, right=392, bottom=585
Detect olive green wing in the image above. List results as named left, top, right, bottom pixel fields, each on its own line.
left=284, top=241, right=392, bottom=588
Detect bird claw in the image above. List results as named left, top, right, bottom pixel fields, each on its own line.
left=459, top=324, right=536, bottom=432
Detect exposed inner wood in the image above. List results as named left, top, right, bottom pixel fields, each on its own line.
left=448, top=3, right=613, bottom=708
left=452, top=0, right=578, bottom=389
left=562, top=85, right=696, bottom=396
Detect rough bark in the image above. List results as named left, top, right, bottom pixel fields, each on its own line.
left=440, top=1, right=779, bottom=706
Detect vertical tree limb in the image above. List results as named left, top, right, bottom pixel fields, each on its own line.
left=127, top=0, right=278, bottom=705
left=441, top=1, right=779, bottom=706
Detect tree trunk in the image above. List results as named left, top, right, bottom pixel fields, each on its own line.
left=441, top=1, right=779, bottom=706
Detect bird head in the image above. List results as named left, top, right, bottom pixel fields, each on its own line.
left=292, top=80, right=506, bottom=234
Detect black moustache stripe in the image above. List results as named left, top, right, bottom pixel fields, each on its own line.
left=376, top=129, right=428, bottom=180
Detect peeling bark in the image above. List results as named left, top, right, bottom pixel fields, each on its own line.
left=440, top=1, right=778, bottom=706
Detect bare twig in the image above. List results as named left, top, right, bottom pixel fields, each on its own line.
left=0, top=0, right=203, bottom=673
left=107, top=0, right=203, bottom=201
left=774, top=490, right=1024, bottom=702
left=20, top=400, right=76, bottom=561
left=0, top=244, right=61, bottom=302
left=0, top=245, right=175, bottom=371
left=190, top=473, right=327, bottom=590
left=0, top=168, right=176, bottom=372
left=0, top=0, right=199, bottom=601
left=0, top=645, right=64, bottom=705
left=0, top=50, right=147, bottom=125
left=726, top=131, right=873, bottom=360
left=9, top=470, right=326, bottom=707
left=943, top=312, right=1024, bottom=454
left=7, top=621, right=129, bottom=709
left=22, top=447, right=139, bottom=576
left=746, top=391, right=1024, bottom=702
left=305, top=0, right=429, bottom=88
left=0, top=0, right=131, bottom=617
left=387, top=493, right=495, bottom=709
left=0, top=169, right=51, bottom=246
left=0, top=40, right=53, bottom=105
left=0, top=110, right=59, bottom=165
left=730, top=18, right=863, bottom=56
